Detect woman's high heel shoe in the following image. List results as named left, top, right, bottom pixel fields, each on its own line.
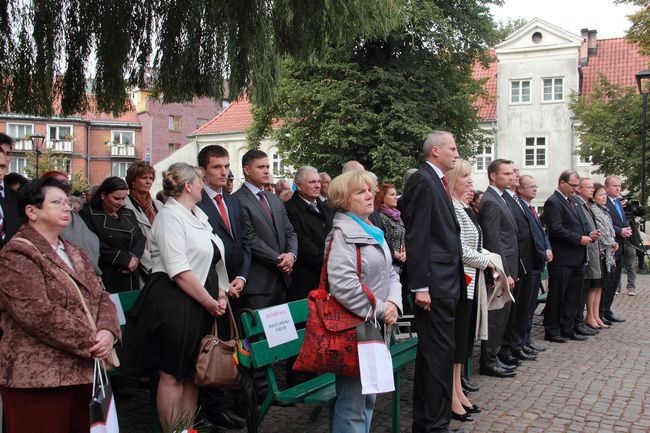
left=451, top=411, right=474, bottom=422
left=462, top=403, right=481, bottom=414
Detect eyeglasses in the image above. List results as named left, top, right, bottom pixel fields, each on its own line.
left=564, top=181, right=580, bottom=188
left=48, top=199, right=70, bottom=208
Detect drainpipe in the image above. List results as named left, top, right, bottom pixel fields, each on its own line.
left=85, top=121, right=90, bottom=179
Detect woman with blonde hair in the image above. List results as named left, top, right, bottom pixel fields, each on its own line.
left=446, top=158, right=495, bottom=422
left=121, top=162, right=230, bottom=429
left=326, top=169, right=402, bottom=433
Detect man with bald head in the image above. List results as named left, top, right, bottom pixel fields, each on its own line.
left=342, top=160, right=364, bottom=173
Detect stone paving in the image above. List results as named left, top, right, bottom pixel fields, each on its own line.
left=119, top=274, right=650, bottom=433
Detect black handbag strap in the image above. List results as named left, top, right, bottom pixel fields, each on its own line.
left=319, top=232, right=376, bottom=307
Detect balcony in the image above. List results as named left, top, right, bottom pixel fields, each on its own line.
left=110, top=144, right=136, bottom=157
left=46, top=139, right=73, bottom=153
left=13, top=139, right=33, bottom=151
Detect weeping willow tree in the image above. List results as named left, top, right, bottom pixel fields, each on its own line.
left=0, top=0, right=401, bottom=116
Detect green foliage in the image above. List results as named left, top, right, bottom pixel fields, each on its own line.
left=569, top=74, right=646, bottom=205
left=24, top=147, right=69, bottom=179
left=1, top=0, right=401, bottom=116
left=494, top=17, right=528, bottom=43
left=249, top=0, right=498, bottom=187
left=617, top=0, right=650, bottom=55
left=70, top=171, right=90, bottom=193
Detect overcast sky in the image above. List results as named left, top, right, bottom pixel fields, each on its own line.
left=490, top=0, right=639, bottom=39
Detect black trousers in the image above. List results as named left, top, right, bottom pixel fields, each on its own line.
left=503, top=271, right=535, bottom=351
left=480, top=301, right=511, bottom=368
left=412, top=298, right=455, bottom=433
left=575, top=277, right=589, bottom=326
left=600, top=254, right=622, bottom=318
left=524, top=271, right=542, bottom=345
left=543, top=264, right=585, bottom=337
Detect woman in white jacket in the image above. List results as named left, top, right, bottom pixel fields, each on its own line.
left=447, top=159, right=495, bottom=422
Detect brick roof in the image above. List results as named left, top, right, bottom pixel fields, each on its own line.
left=472, top=52, right=498, bottom=121
left=193, top=97, right=253, bottom=135
left=580, top=38, right=650, bottom=96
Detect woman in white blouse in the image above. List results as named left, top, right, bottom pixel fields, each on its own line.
left=447, top=159, right=495, bottom=422
left=121, top=162, right=230, bottom=430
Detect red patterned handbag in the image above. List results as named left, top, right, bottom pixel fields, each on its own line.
left=293, top=238, right=376, bottom=376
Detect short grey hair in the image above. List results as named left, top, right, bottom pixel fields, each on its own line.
left=403, top=168, right=417, bottom=186
left=422, top=131, right=453, bottom=157
left=294, top=166, right=319, bottom=185
left=342, top=160, right=364, bottom=173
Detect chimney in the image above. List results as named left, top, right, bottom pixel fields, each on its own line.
left=588, top=30, right=598, bottom=56
left=580, top=28, right=589, bottom=66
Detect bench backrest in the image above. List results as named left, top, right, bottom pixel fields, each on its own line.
left=239, top=299, right=309, bottom=369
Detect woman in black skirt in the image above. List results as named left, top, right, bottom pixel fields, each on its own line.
left=448, top=159, right=495, bottom=422
left=121, top=163, right=230, bottom=429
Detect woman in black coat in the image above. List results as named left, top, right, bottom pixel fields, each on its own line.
left=80, top=177, right=146, bottom=293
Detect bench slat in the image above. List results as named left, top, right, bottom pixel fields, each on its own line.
left=275, top=373, right=335, bottom=403
left=240, top=299, right=309, bottom=339
left=247, top=329, right=306, bottom=368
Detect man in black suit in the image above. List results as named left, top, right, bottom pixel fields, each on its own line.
left=500, top=167, right=539, bottom=363
left=196, top=145, right=251, bottom=431
left=543, top=170, right=595, bottom=343
left=478, top=159, right=518, bottom=378
left=0, top=147, right=20, bottom=248
left=515, top=175, right=552, bottom=352
left=601, top=175, right=629, bottom=324
left=403, top=131, right=466, bottom=433
left=233, top=149, right=298, bottom=310
left=284, top=166, right=334, bottom=301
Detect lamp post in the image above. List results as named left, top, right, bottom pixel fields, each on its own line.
left=29, top=134, right=45, bottom=179
left=635, top=70, right=650, bottom=209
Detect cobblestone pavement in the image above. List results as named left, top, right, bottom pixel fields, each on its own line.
left=120, top=274, right=650, bottom=433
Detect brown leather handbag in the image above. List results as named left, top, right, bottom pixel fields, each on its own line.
left=195, top=298, right=241, bottom=389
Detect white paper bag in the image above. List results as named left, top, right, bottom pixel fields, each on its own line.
left=90, top=360, right=119, bottom=433
left=357, top=321, right=395, bottom=395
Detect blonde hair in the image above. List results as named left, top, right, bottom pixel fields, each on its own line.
left=446, top=158, right=472, bottom=199
left=328, top=169, right=377, bottom=212
left=162, top=162, right=203, bottom=198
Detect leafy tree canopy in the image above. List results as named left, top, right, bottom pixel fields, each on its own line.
left=0, top=0, right=401, bottom=116
left=570, top=74, right=646, bottom=205
left=618, top=0, right=650, bottom=55
left=248, top=0, right=500, bottom=186
left=494, top=17, right=528, bottom=43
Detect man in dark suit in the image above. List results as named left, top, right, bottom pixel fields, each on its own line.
left=543, top=170, right=595, bottom=343
left=516, top=175, right=552, bottom=352
left=0, top=147, right=20, bottom=248
left=403, top=131, right=466, bottom=433
left=500, top=167, right=539, bottom=363
left=196, top=145, right=250, bottom=430
left=284, top=166, right=334, bottom=301
left=478, top=159, right=518, bottom=378
left=601, top=175, right=629, bottom=324
left=233, top=149, right=298, bottom=310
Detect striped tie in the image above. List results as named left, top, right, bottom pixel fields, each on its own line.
left=0, top=185, right=5, bottom=240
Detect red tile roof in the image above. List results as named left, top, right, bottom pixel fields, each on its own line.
left=580, top=38, right=650, bottom=96
left=193, top=97, right=253, bottom=135
left=472, top=52, right=497, bottom=121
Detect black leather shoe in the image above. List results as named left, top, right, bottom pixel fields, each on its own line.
left=526, top=341, right=547, bottom=352
left=479, top=365, right=516, bottom=378
left=544, top=334, right=567, bottom=343
left=451, top=411, right=474, bottom=422
left=521, top=345, right=538, bottom=356
left=498, top=351, right=521, bottom=367
left=600, top=317, right=613, bottom=326
left=512, top=348, right=537, bottom=361
left=462, top=403, right=481, bottom=414
left=210, top=411, right=245, bottom=430
left=561, top=332, right=588, bottom=341
left=461, top=376, right=479, bottom=393
left=497, top=359, right=517, bottom=371
left=605, top=313, right=626, bottom=323
left=575, top=324, right=598, bottom=336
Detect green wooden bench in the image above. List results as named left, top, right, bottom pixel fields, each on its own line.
left=239, top=299, right=418, bottom=433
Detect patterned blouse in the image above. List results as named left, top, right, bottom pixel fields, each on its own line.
left=590, top=203, right=616, bottom=272
left=377, top=212, right=406, bottom=264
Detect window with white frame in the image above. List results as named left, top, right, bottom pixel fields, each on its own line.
left=510, top=80, right=531, bottom=104
left=272, top=153, right=285, bottom=176
left=112, top=162, right=129, bottom=178
left=524, top=136, right=547, bottom=167
left=542, top=77, right=563, bottom=102
left=6, top=123, right=34, bottom=151
left=111, top=130, right=134, bottom=146
left=9, top=157, right=28, bottom=176
left=47, top=125, right=73, bottom=152
left=474, top=144, right=494, bottom=172
left=168, top=115, right=182, bottom=131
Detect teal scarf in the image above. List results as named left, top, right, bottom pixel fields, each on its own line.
left=346, top=212, right=385, bottom=245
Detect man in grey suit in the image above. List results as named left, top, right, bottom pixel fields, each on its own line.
left=233, top=149, right=298, bottom=310
left=478, top=159, right=518, bottom=378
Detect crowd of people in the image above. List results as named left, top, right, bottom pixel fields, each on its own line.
left=0, top=129, right=645, bottom=433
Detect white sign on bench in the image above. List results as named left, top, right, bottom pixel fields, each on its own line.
left=258, top=303, right=299, bottom=348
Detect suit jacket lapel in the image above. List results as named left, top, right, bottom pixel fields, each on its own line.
left=555, top=191, right=581, bottom=222
left=423, top=163, right=457, bottom=222
left=242, top=187, right=277, bottom=234
left=201, top=190, right=232, bottom=238
left=487, top=187, right=517, bottom=229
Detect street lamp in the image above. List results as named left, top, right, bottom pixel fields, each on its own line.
left=635, top=70, right=650, bottom=209
left=29, top=133, right=45, bottom=178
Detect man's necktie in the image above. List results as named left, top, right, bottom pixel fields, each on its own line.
left=529, top=205, right=540, bottom=223
left=441, top=176, right=451, bottom=199
left=309, top=201, right=320, bottom=213
left=0, top=185, right=5, bottom=240
left=257, top=191, right=274, bottom=223
left=615, top=199, right=624, bottom=221
left=567, top=197, right=577, bottom=214
left=214, top=194, right=231, bottom=235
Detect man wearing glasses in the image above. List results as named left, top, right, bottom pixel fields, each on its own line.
left=543, top=170, right=597, bottom=343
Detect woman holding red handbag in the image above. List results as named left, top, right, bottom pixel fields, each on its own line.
left=324, top=169, right=402, bottom=433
